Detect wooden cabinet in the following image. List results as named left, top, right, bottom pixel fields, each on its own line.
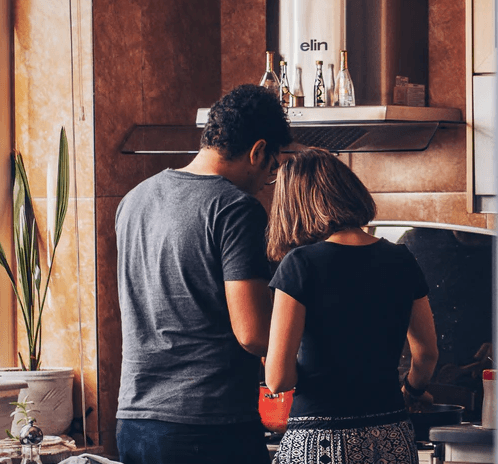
left=466, top=0, right=497, bottom=213
left=473, top=0, right=496, bottom=73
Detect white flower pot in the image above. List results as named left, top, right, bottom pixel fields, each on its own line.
left=0, top=368, right=74, bottom=437
left=0, top=380, right=28, bottom=439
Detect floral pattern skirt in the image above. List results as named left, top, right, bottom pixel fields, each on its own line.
left=272, top=417, right=419, bottom=464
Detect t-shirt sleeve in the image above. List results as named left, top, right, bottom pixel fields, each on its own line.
left=269, top=249, right=309, bottom=306
left=220, top=198, right=271, bottom=282
left=402, top=245, right=430, bottom=300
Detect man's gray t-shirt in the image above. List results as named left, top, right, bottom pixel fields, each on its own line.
left=115, top=169, right=271, bottom=424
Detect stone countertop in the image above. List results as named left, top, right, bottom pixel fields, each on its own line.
left=429, top=423, right=495, bottom=445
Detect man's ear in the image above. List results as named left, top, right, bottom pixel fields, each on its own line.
left=249, top=139, right=267, bottom=166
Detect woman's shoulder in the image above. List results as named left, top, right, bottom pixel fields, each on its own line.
left=375, top=238, right=419, bottom=263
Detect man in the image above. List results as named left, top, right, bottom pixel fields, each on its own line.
left=115, top=84, right=292, bottom=464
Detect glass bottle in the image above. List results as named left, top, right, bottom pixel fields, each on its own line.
left=259, top=51, right=280, bottom=95
left=19, top=421, right=43, bottom=464
left=290, top=66, right=305, bottom=107
left=20, top=444, right=43, bottom=464
left=334, top=50, right=355, bottom=106
left=313, top=60, right=326, bottom=107
left=279, top=60, right=291, bottom=107
left=326, top=63, right=335, bottom=107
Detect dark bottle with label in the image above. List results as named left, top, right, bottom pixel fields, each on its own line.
left=279, top=60, right=291, bottom=107
left=313, top=60, right=326, bottom=107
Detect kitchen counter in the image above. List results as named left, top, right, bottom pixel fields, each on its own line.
left=429, top=423, right=494, bottom=445
left=429, top=423, right=495, bottom=463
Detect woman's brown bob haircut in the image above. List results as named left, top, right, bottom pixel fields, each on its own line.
left=267, top=147, right=377, bottom=262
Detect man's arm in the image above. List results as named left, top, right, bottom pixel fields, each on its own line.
left=225, top=279, right=272, bottom=357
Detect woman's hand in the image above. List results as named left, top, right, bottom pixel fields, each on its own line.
left=402, top=385, right=434, bottom=412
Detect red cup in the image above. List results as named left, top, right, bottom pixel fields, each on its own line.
left=258, top=385, right=294, bottom=434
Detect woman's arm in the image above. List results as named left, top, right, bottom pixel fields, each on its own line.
left=403, top=296, right=439, bottom=403
left=265, top=289, right=306, bottom=394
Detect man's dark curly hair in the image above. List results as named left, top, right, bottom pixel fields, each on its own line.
left=200, top=84, right=292, bottom=162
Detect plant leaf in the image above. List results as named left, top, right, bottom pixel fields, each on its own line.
left=18, top=352, right=27, bottom=371
left=53, top=127, right=69, bottom=247
left=12, top=153, right=39, bottom=367
left=0, top=242, right=17, bottom=286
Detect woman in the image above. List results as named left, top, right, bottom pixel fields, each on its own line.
left=265, top=148, right=438, bottom=464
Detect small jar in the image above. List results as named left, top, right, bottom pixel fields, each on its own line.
left=482, top=369, right=497, bottom=429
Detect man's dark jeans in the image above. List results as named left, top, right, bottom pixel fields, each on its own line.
left=116, top=418, right=271, bottom=464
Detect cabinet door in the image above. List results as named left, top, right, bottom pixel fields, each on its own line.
left=473, top=75, right=496, bottom=196
left=473, top=0, right=496, bottom=73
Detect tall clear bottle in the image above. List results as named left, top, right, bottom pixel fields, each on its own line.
left=279, top=60, right=291, bottom=107
left=334, top=50, right=355, bottom=106
left=259, top=51, right=280, bottom=95
left=313, top=60, right=326, bottom=107
left=290, top=66, right=305, bottom=107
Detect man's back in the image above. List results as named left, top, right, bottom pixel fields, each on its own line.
left=115, top=169, right=271, bottom=424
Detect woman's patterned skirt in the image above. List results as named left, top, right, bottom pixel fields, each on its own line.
left=272, top=414, right=419, bottom=464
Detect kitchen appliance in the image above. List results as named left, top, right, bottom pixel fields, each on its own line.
left=194, top=105, right=462, bottom=153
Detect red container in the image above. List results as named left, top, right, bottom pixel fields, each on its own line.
left=258, top=385, right=294, bottom=434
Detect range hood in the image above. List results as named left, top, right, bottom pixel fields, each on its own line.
left=196, top=105, right=463, bottom=153
left=120, top=104, right=462, bottom=155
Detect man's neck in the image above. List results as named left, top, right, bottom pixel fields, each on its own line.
left=178, top=148, right=250, bottom=191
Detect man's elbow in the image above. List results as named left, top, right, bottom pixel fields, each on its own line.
left=238, top=337, right=268, bottom=357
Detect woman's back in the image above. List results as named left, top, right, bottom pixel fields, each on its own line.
left=269, top=238, right=428, bottom=419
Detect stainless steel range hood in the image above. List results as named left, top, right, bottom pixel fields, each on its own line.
left=196, top=105, right=463, bottom=153
left=121, top=105, right=462, bottom=155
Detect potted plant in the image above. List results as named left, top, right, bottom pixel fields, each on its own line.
left=0, top=127, right=74, bottom=436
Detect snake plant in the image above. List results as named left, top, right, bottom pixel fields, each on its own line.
left=0, top=127, right=69, bottom=370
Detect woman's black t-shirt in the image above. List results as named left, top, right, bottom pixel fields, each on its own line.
left=269, top=238, right=429, bottom=421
